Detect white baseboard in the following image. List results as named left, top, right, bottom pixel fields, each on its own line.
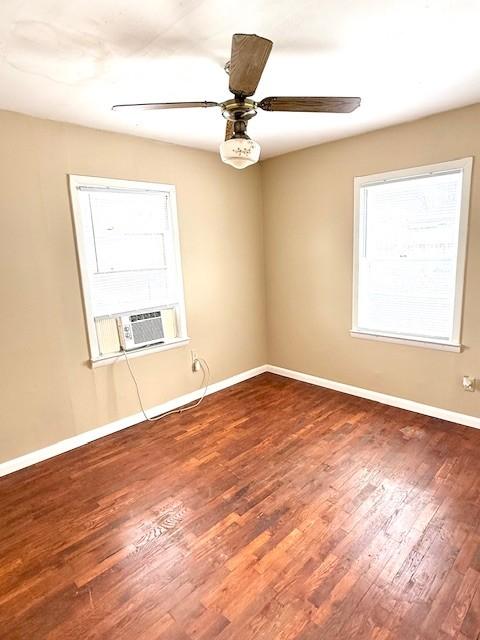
left=0, top=365, right=268, bottom=478
left=266, top=365, right=480, bottom=430
left=3, top=363, right=479, bottom=478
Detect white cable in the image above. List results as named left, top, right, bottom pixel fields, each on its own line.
left=122, top=349, right=211, bottom=423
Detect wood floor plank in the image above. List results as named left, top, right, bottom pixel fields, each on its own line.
left=1, top=372, right=480, bottom=639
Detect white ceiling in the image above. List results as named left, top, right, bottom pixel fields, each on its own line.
left=1, top=0, right=479, bottom=158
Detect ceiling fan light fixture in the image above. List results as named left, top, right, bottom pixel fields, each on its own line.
left=219, top=137, right=260, bottom=169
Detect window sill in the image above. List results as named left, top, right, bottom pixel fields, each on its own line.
left=350, top=330, right=461, bottom=352
left=90, top=337, right=191, bottom=368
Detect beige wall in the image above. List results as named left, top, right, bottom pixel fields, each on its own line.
left=262, top=103, right=480, bottom=418
left=2, top=103, right=480, bottom=464
left=0, top=110, right=267, bottom=462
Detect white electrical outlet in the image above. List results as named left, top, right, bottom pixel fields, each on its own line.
left=191, top=350, right=201, bottom=373
left=462, top=376, right=476, bottom=392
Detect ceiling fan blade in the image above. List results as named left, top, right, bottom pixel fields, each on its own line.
left=112, top=101, right=219, bottom=111
left=229, top=34, right=273, bottom=98
left=225, top=120, right=234, bottom=141
left=258, top=96, right=361, bottom=113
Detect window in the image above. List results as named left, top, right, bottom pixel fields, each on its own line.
left=352, top=158, right=472, bottom=351
left=70, top=175, right=188, bottom=364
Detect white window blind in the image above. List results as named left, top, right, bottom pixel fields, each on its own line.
left=78, top=188, right=177, bottom=316
left=352, top=158, right=472, bottom=349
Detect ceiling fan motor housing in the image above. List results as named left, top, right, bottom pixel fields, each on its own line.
left=221, top=98, right=257, bottom=140
left=222, top=98, right=257, bottom=120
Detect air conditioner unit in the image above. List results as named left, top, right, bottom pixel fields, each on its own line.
left=117, top=308, right=177, bottom=351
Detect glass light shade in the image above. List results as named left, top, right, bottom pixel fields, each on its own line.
left=219, top=138, right=261, bottom=169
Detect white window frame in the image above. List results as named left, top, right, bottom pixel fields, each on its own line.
left=351, top=157, right=473, bottom=352
left=69, top=174, right=189, bottom=366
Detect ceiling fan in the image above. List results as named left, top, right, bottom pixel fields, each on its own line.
left=112, top=34, right=361, bottom=169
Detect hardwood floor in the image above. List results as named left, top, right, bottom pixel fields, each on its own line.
left=1, top=373, right=480, bottom=639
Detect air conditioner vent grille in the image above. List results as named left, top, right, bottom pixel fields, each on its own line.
left=131, top=317, right=164, bottom=345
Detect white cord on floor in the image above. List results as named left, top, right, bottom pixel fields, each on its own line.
left=122, top=349, right=211, bottom=423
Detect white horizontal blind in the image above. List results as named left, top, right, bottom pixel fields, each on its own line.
left=356, top=169, right=465, bottom=342
left=77, top=187, right=179, bottom=317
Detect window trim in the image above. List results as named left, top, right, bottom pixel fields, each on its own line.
left=69, top=174, right=189, bottom=365
left=351, top=157, right=473, bottom=351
